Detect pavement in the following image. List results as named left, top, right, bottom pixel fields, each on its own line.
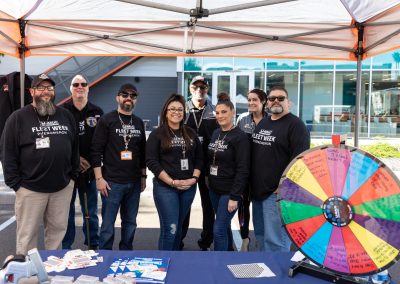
left=0, top=160, right=399, bottom=282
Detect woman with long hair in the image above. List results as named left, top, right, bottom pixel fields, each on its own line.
left=235, top=88, right=268, bottom=251
left=207, top=93, right=250, bottom=251
left=146, top=94, right=203, bottom=250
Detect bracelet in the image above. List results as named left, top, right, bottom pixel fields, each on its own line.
left=170, top=180, right=175, bottom=187
left=192, top=176, right=199, bottom=181
left=141, top=174, right=147, bottom=178
left=96, top=176, right=103, bottom=181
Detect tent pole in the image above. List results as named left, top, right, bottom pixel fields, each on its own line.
left=18, top=19, right=26, bottom=108
left=354, top=54, right=362, bottom=147
left=19, top=52, right=25, bottom=108
left=354, top=22, right=364, bottom=148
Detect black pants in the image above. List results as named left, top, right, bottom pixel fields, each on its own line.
left=238, top=185, right=250, bottom=239
left=181, top=174, right=215, bottom=249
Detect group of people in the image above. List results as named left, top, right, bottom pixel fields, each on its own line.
left=0, top=72, right=310, bottom=255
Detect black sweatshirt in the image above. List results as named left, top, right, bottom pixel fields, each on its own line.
left=185, top=99, right=218, bottom=171
left=62, top=100, right=103, bottom=161
left=207, top=127, right=250, bottom=201
left=250, top=113, right=310, bottom=201
left=91, top=110, right=146, bottom=184
left=146, top=126, right=203, bottom=185
left=0, top=105, right=79, bottom=192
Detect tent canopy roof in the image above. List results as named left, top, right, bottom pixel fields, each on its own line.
left=1, top=0, right=400, bottom=60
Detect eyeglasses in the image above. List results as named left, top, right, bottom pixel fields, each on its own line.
left=34, top=85, right=55, bottom=91
left=191, top=85, right=207, bottom=91
left=72, top=82, right=88, bottom=88
left=267, top=96, right=287, bottom=102
left=167, top=108, right=184, bottom=113
left=119, top=91, right=137, bottom=99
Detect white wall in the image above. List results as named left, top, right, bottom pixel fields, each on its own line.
left=114, top=57, right=177, bottom=77
left=0, top=55, right=66, bottom=75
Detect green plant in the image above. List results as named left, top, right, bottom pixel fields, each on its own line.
left=310, top=141, right=400, bottom=158
left=360, top=143, right=400, bottom=158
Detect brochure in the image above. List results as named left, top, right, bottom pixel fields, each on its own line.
left=108, top=257, right=170, bottom=283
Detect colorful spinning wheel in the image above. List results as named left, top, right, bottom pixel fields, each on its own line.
left=278, top=145, right=400, bottom=276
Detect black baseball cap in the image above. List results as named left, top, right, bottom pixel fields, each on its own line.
left=118, top=83, right=138, bottom=94
left=31, top=73, right=55, bottom=88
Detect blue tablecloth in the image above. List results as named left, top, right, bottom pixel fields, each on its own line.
left=40, top=250, right=336, bottom=283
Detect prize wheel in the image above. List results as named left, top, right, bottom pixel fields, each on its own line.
left=277, top=145, right=400, bottom=276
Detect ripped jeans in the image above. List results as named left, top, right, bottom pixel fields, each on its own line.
left=153, top=179, right=196, bottom=250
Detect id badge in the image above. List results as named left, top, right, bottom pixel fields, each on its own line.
left=121, top=150, right=132, bottom=160
left=36, top=137, right=50, bottom=149
left=210, top=165, right=218, bottom=176
left=198, top=136, right=204, bottom=144
left=181, top=159, right=189, bottom=171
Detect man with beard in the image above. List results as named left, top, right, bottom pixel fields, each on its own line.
left=91, top=83, right=146, bottom=250
left=62, top=74, right=103, bottom=250
left=0, top=73, right=79, bottom=255
left=182, top=76, right=218, bottom=251
left=251, top=86, right=310, bottom=252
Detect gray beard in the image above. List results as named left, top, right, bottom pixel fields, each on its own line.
left=35, top=97, right=56, bottom=116
left=120, top=101, right=134, bottom=112
left=270, top=105, right=283, bottom=114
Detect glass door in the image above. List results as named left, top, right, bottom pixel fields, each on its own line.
left=235, top=73, right=254, bottom=116
left=212, top=71, right=254, bottom=117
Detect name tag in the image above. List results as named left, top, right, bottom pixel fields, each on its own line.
left=210, top=165, right=218, bottom=176
left=36, top=137, right=50, bottom=149
left=121, top=150, right=132, bottom=160
left=181, top=159, right=189, bottom=171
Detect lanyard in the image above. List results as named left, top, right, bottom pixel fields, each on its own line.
left=212, top=126, right=234, bottom=165
left=118, top=112, right=133, bottom=150
left=170, top=128, right=187, bottom=158
left=191, top=108, right=205, bottom=133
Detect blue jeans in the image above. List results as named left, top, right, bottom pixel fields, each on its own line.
left=62, top=178, right=99, bottom=249
left=209, top=190, right=239, bottom=251
left=99, top=181, right=141, bottom=250
left=153, top=179, right=196, bottom=250
left=252, top=194, right=291, bottom=252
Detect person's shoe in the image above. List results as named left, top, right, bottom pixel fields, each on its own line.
left=198, top=239, right=211, bottom=251
left=179, top=242, right=184, bottom=250
left=240, top=238, right=250, bottom=252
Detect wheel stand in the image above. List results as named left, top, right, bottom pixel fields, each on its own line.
left=288, top=260, right=373, bottom=284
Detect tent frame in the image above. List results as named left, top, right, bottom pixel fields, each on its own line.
left=2, top=0, right=399, bottom=146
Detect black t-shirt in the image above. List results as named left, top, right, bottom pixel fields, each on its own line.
left=146, top=126, right=203, bottom=185
left=62, top=100, right=103, bottom=160
left=0, top=105, right=79, bottom=192
left=250, top=113, right=310, bottom=201
left=91, top=110, right=146, bottom=184
left=207, top=127, right=250, bottom=201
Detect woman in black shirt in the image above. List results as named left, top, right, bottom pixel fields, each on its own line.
left=235, top=88, right=268, bottom=251
left=146, top=94, right=203, bottom=250
left=207, top=94, right=250, bottom=251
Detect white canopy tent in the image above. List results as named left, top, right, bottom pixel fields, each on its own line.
left=1, top=0, right=400, bottom=145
